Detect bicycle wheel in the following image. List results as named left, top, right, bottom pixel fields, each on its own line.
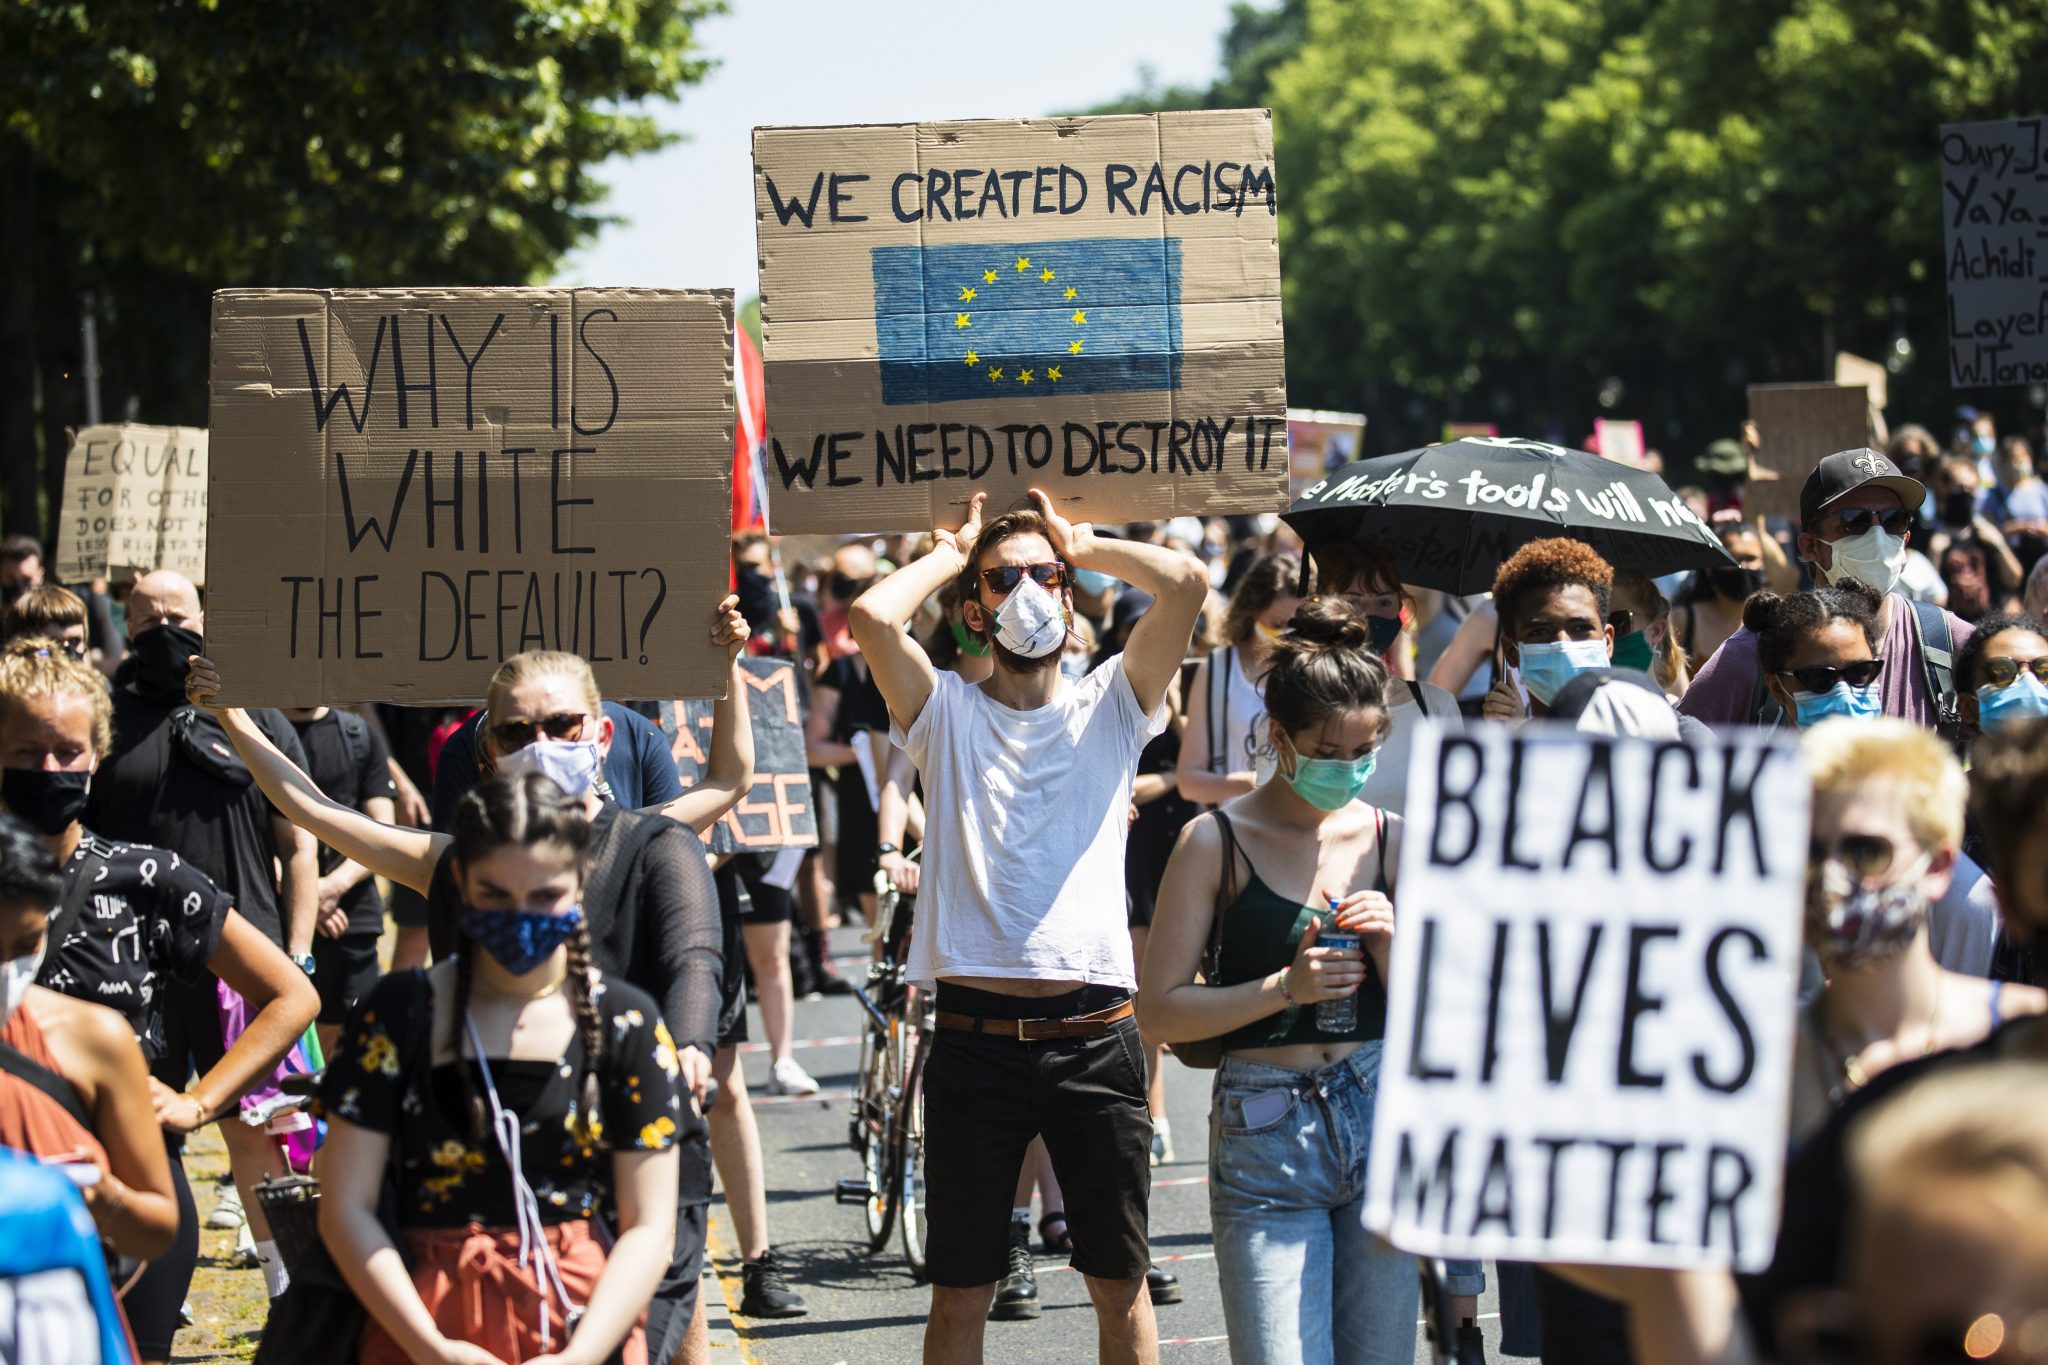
left=897, top=1029, right=932, bottom=1282
left=854, top=1012, right=898, bottom=1249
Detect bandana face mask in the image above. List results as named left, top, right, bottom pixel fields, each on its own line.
left=1805, top=852, right=1932, bottom=971
left=458, top=905, right=585, bottom=977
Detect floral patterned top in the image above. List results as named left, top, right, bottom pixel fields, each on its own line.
left=319, top=968, right=682, bottom=1229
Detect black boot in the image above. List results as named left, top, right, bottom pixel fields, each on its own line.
left=739, top=1247, right=808, bottom=1318
left=1146, top=1263, right=1182, bottom=1305
left=810, top=928, right=852, bottom=995
left=990, top=1216, right=1041, bottom=1320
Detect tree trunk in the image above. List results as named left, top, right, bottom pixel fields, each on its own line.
left=0, top=135, right=39, bottom=539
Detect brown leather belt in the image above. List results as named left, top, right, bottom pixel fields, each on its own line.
left=934, top=998, right=1134, bottom=1041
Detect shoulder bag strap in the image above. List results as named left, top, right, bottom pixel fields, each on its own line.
left=1374, top=807, right=1389, bottom=891
left=1205, top=811, right=1242, bottom=979
left=1908, top=596, right=1959, bottom=728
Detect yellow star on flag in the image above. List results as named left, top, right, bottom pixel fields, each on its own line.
left=1047, top=366, right=1062, bottom=381
left=958, top=286, right=976, bottom=302
left=1069, top=340, right=1084, bottom=355
left=1019, top=369, right=1034, bottom=385
left=983, top=268, right=998, bottom=284
left=1040, top=268, right=1055, bottom=283
left=1064, top=286, right=1077, bottom=300
left=987, top=366, right=1004, bottom=380
left=955, top=312, right=971, bottom=328
left=963, top=350, right=979, bottom=366
left=1015, top=256, right=1031, bottom=272
left=1071, top=309, right=1087, bottom=325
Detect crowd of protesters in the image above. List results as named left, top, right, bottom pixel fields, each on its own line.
left=4, top=404, right=2048, bottom=1365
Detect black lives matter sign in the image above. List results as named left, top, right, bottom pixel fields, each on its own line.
left=205, top=289, right=734, bottom=707
left=1363, top=724, right=1805, bottom=1272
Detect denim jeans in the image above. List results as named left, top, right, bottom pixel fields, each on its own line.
left=1209, top=1045, right=1421, bottom=1365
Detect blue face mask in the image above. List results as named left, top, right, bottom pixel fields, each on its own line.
left=1979, top=674, right=2048, bottom=731
left=1515, top=638, right=1611, bottom=705
left=458, top=905, right=584, bottom=976
left=1792, top=681, right=1883, bottom=727
left=1070, top=567, right=1116, bottom=597
left=1282, top=748, right=1377, bottom=812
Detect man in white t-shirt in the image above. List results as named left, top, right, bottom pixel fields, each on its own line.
left=851, top=489, right=1207, bottom=1365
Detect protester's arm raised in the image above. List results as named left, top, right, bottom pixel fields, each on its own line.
left=848, top=493, right=984, bottom=732
left=660, top=598, right=755, bottom=837
left=1031, top=489, right=1207, bottom=716
left=185, top=659, right=448, bottom=894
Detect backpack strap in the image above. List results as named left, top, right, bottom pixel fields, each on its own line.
left=47, top=842, right=110, bottom=963
left=334, top=709, right=373, bottom=785
left=1206, top=647, right=1232, bottom=775
left=1907, top=596, right=1960, bottom=734
left=0, top=1041, right=95, bottom=1133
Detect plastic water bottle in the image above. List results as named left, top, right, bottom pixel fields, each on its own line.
left=1315, top=897, right=1359, bottom=1033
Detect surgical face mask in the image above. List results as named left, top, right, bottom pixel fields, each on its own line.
left=458, top=905, right=584, bottom=977
left=1070, top=567, right=1116, bottom=597
left=1791, top=681, right=1883, bottom=728
left=992, top=574, right=1067, bottom=659
left=1281, top=745, right=1376, bottom=812
left=1979, top=673, right=2048, bottom=731
left=1824, top=526, right=1908, bottom=597
left=0, top=767, right=92, bottom=836
left=495, top=738, right=604, bottom=800
left=1365, top=613, right=1402, bottom=656
left=1059, top=653, right=1090, bottom=683
left=1806, top=852, right=1931, bottom=970
left=1, top=941, right=45, bottom=1026
left=1975, top=433, right=1997, bottom=457
left=1516, top=638, right=1610, bottom=705
left=1610, top=628, right=1656, bottom=673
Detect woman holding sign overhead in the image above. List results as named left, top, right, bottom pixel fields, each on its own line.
left=1140, top=597, right=1426, bottom=1365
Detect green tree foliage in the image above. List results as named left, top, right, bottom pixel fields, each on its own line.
left=1096, top=0, right=2048, bottom=461
left=1, top=0, right=720, bottom=540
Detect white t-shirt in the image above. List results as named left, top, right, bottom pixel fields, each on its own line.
left=1204, top=644, right=1274, bottom=784
left=1359, top=682, right=1462, bottom=816
left=1929, top=848, right=1998, bottom=978
left=894, top=655, right=1167, bottom=988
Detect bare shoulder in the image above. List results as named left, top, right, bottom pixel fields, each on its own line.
left=24, top=988, right=136, bottom=1085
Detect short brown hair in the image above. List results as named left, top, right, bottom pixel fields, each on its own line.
left=1969, top=720, right=2048, bottom=888
left=1309, top=538, right=1401, bottom=600
left=5, top=585, right=87, bottom=642
left=954, top=509, right=1057, bottom=640
left=1491, top=538, right=1613, bottom=630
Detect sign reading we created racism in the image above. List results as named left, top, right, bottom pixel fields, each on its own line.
left=752, top=111, right=1288, bottom=533
left=205, top=288, right=735, bottom=707
left=1363, top=724, right=1806, bottom=1272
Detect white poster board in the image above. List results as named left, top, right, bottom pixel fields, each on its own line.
left=1362, top=723, right=1806, bottom=1272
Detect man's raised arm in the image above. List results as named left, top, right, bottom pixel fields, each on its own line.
left=849, top=492, right=987, bottom=733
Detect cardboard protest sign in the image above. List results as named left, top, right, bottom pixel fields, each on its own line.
left=57, top=423, right=209, bottom=585
left=752, top=111, right=1287, bottom=534
left=1744, top=384, right=1871, bottom=520
left=1834, top=353, right=1891, bottom=448
left=1287, top=409, right=1366, bottom=495
left=1940, top=118, right=2048, bottom=388
left=1363, top=723, right=1805, bottom=1272
left=670, top=656, right=818, bottom=853
left=205, top=288, right=735, bottom=707
left=1593, top=419, right=1647, bottom=470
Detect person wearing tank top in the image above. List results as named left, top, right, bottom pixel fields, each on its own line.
left=1141, top=598, right=1472, bottom=1365
left=854, top=489, right=1208, bottom=1365
left=1176, top=552, right=1303, bottom=805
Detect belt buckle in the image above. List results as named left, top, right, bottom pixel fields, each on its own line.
left=1013, top=1017, right=1032, bottom=1042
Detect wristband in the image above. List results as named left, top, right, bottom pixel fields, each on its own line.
left=1279, top=967, right=1297, bottom=1010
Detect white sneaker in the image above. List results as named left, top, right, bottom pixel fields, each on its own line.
left=232, top=1219, right=259, bottom=1269
left=767, top=1057, right=820, bottom=1096
left=1151, top=1116, right=1175, bottom=1167
left=208, top=1183, right=245, bottom=1230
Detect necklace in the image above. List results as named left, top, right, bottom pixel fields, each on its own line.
left=1836, top=976, right=1943, bottom=1092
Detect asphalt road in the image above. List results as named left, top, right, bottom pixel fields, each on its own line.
left=700, top=930, right=1535, bottom=1364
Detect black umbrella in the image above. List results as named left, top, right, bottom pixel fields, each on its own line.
left=1282, top=437, right=1734, bottom=594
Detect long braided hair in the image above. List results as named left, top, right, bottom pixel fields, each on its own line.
left=440, top=772, right=605, bottom=1146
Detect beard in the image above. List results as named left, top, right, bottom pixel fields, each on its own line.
left=991, top=633, right=1066, bottom=676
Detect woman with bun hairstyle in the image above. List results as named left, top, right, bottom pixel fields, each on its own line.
left=1744, top=583, right=1885, bottom=729
left=1140, top=598, right=1418, bottom=1365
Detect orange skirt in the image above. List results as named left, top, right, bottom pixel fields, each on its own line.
left=359, top=1220, right=646, bottom=1365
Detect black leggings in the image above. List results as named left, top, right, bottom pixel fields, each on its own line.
left=125, top=1150, right=200, bottom=1360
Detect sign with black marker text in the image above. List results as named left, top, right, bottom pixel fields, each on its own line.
left=57, top=423, right=209, bottom=585
left=1941, top=117, right=2048, bottom=388
left=1362, top=724, right=1806, bottom=1272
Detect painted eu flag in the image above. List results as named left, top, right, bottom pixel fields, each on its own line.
left=872, top=237, right=1183, bottom=405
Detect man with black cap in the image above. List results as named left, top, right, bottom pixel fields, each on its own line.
left=1679, top=448, right=1976, bottom=733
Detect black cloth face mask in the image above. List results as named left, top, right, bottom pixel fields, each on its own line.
left=0, top=767, right=91, bottom=836
left=1707, top=565, right=1764, bottom=602
left=130, top=623, right=205, bottom=705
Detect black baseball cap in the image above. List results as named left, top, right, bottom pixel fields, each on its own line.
left=1798, top=448, right=1925, bottom=527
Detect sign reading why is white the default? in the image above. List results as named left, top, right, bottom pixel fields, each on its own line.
left=1363, top=723, right=1806, bottom=1272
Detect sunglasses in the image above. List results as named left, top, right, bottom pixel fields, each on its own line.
left=1980, top=656, right=2048, bottom=689
left=1809, top=832, right=1898, bottom=880
left=979, top=563, right=1065, bottom=594
left=1833, top=507, right=1915, bottom=538
left=1777, top=658, right=1885, bottom=693
left=487, top=712, right=588, bottom=751
left=1607, top=609, right=1643, bottom=635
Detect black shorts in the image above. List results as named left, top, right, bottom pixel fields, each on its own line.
left=387, top=880, right=430, bottom=930
left=312, top=929, right=382, bottom=1024
left=732, top=852, right=793, bottom=925
left=642, top=1192, right=709, bottom=1362
left=713, top=863, right=749, bottom=1048
left=922, top=983, right=1153, bottom=1288
left=151, top=975, right=229, bottom=1093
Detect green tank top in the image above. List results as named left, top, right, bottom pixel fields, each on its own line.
left=1210, top=809, right=1389, bottom=1052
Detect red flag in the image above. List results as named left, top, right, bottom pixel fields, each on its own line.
left=732, top=324, right=767, bottom=534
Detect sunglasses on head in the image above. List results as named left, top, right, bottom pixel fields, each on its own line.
left=487, top=712, right=588, bottom=751
left=1981, top=656, right=2048, bottom=689
left=1833, top=507, right=1915, bottom=538
left=1777, top=658, right=1885, bottom=693
left=979, top=563, right=1065, bottom=594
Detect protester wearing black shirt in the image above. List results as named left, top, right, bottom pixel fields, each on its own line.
left=285, top=707, right=397, bottom=1047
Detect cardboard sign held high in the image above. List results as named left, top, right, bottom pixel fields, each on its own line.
left=58, top=423, right=210, bottom=586
left=752, top=111, right=1289, bottom=534
left=205, top=288, right=735, bottom=707
left=1363, top=724, right=1806, bottom=1273
left=1745, top=384, right=1872, bottom=521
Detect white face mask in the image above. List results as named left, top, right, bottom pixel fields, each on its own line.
left=1, top=942, right=46, bottom=1026
left=1825, top=526, right=1908, bottom=596
left=993, top=575, right=1068, bottom=659
left=496, top=737, right=604, bottom=799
